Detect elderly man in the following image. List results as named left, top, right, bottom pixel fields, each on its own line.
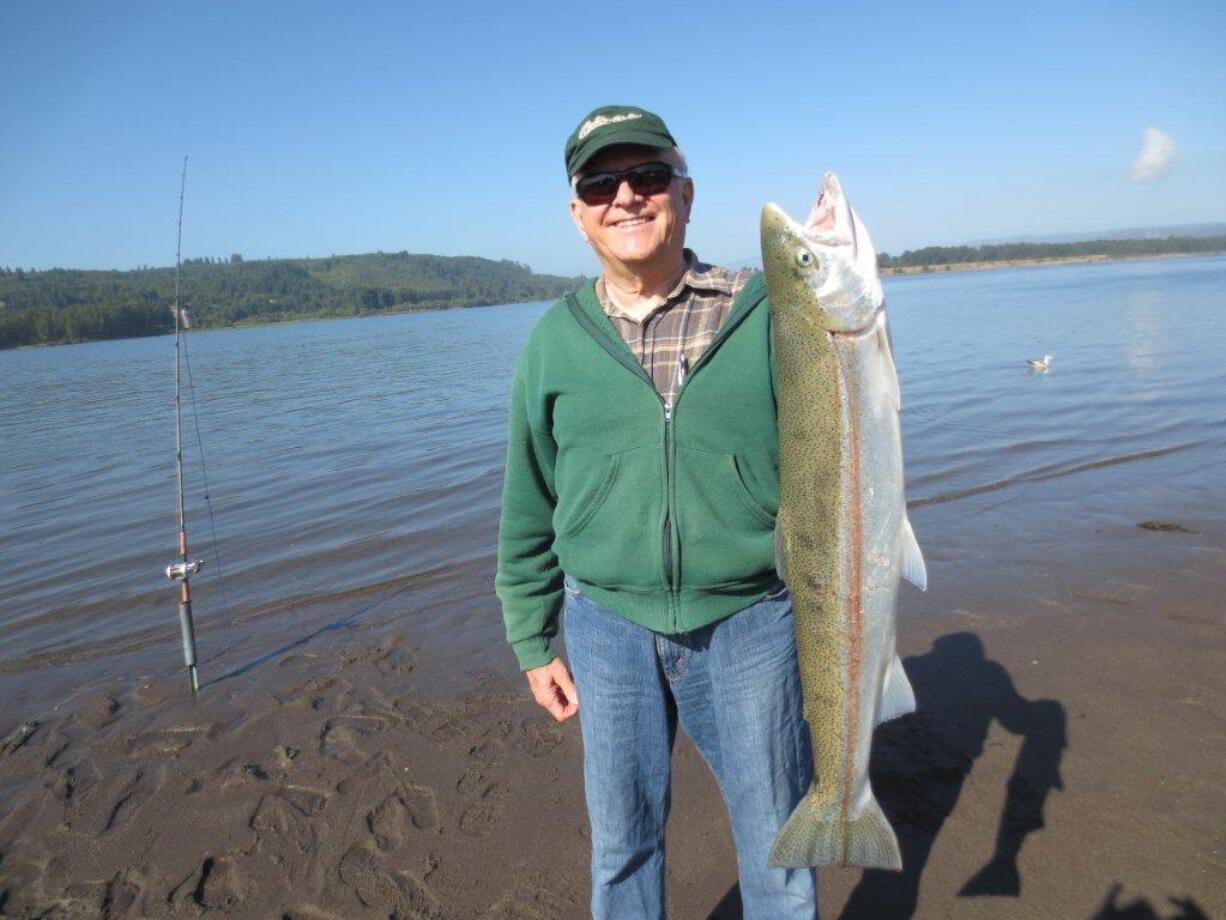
left=495, top=105, right=818, bottom=919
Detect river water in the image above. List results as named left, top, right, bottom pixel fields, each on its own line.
left=2, top=255, right=1224, bottom=716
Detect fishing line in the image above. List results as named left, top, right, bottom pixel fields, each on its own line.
left=188, top=158, right=315, bottom=258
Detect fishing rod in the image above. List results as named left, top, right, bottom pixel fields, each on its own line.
left=165, top=155, right=202, bottom=693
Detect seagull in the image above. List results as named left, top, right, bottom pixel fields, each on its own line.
left=1027, top=354, right=1052, bottom=372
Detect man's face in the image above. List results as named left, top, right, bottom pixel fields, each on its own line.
left=569, top=145, right=694, bottom=273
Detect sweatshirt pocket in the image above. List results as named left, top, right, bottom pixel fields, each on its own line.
left=560, top=453, right=621, bottom=537
left=555, top=444, right=664, bottom=589
left=675, top=447, right=777, bottom=588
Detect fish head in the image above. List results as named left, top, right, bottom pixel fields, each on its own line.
left=761, top=172, right=883, bottom=333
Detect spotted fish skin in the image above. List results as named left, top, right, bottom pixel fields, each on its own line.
left=762, top=173, right=927, bottom=871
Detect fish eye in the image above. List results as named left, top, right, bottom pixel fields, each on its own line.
left=795, top=249, right=814, bottom=267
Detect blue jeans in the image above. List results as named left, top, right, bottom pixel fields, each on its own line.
left=563, top=576, right=819, bottom=920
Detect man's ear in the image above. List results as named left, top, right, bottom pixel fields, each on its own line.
left=680, top=177, right=694, bottom=224
left=568, top=198, right=591, bottom=243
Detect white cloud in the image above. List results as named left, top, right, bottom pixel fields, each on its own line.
left=1130, top=127, right=1177, bottom=181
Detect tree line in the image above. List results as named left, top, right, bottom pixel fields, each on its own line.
left=5, top=236, right=1223, bottom=349
left=876, top=235, right=1226, bottom=270
left=0, top=252, right=584, bottom=349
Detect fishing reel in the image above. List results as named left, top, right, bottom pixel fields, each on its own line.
left=166, top=559, right=204, bottom=581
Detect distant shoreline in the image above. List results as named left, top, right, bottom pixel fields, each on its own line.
left=6, top=251, right=1224, bottom=351
left=879, top=249, right=1224, bottom=277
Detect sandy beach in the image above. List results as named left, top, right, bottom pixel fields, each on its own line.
left=1, top=475, right=1222, bottom=919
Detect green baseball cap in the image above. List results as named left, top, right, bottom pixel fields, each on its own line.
left=564, top=105, right=677, bottom=178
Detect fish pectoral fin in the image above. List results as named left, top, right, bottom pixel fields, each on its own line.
left=878, top=654, right=916, bottom=723
left=875, top=314, right=901, bottom=412
left=774, top=518, right=790, bottom=585
left=900, top=517, right=927, bottom=591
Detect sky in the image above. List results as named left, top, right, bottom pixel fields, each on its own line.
left=2, top=0, right=1224, bottom=276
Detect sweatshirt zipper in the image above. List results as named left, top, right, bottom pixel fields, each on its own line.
left=565, top=285, right=765, bottom=624
left=662, top=399, right=674, bottom=612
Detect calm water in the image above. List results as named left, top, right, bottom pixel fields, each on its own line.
left=3, top=256, right=1224, bottom=706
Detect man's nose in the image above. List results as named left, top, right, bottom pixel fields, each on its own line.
left=611, top=177, right=639, bottom=207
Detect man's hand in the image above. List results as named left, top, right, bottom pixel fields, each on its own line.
left=526, top=658, right=579, bottom=723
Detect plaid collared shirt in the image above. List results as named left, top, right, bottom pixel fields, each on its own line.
left=597, top=251, right=753, bottom=406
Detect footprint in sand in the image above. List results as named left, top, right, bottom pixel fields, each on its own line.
left=367, top=793, right=411, bottom=851
left=275, top=675, right=351, bottom=711
left=60, top=870, right=142, bottom=918
left=40, top=724, right=74, bottom=768
left=249, top=790, right=329, bottom=886
left=77, top=693, right=122, bottom=729
left=459, top=782, right=507, bottom=838
left=100, top=768, right=160, bottom=835
left=366, top=780, right=440, bottom=851
left=375, top=645, right=416, bottom=677
left=485, top=873, right=581, bottom=920
left=338, top=844, right=441, bottom=917
left=456, top=738, right=505, bottom=795
left=0, top=721, right=39, bottom=757
left=123, top=726, right=205, bottom=757
left=456, top=764, right=491, bottom=796
left=319, top=721, right=367, bottom=765
left=280, top=908, right=351, bottom=920
left=189, top=756, right=274, bottom=793
left=515, top=719, right=564, bottom=758
left=168, top=855, right=245, bottom=913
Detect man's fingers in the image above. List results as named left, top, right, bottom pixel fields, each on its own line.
left=554, top=666, right=579, bottom=714
left=525, top=660, right=580, bottom=723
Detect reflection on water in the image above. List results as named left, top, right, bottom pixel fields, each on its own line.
left=2, top=256, right=1224, bottom=691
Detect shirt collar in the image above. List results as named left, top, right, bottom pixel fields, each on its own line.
left=598, top=250, right=730, bottom=322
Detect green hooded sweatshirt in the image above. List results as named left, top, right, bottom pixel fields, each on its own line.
left=495, top=274, right=779, bottom=671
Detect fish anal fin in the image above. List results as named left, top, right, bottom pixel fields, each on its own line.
left=900, top=517, right=927, bottom=591
left=878, top=654, right=916, bottom=723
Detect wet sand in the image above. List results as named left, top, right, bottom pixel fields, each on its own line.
left=1, top=470, right=1224, bottom=919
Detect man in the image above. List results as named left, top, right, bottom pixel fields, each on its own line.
left=495, top=105, right=818, bottom=919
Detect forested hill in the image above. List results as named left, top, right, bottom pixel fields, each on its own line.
left=876, top=235, right=1226, bottom=270
left=0, top=252, right=585, bottom=349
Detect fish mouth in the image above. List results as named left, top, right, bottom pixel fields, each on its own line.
left=762, top=173, right=858, bottom=256
left=762, top=172, right=885, bottom=333
left=803, top=173, right=851, bottom=242
left=831, top=311, right=882, bottom=338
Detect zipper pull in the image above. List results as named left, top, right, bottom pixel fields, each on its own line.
left=664, top=401, right=673, bottom=423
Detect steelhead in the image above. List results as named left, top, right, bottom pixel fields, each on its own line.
left=762, top=173, right=927, bottom=870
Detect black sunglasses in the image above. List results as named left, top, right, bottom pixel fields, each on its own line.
left=574, top=161, right=686, bottom=205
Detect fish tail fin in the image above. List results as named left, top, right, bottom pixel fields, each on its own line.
left=769, top=792, right=902, bottom=871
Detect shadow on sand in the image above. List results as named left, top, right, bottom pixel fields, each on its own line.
left=1088, top=885, right=1212, bottom=920
left=707, top=630, right=1068, bottom=920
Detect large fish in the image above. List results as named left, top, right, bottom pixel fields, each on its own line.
left=762, top=172, right=927, bottom=870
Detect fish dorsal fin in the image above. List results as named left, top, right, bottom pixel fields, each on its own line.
left=900, top=517, right=927, bottom=590
left=875, top=313, right=901, bottom=412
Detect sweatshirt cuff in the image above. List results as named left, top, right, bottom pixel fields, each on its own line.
left=511, top=635, right=556, bottom=672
